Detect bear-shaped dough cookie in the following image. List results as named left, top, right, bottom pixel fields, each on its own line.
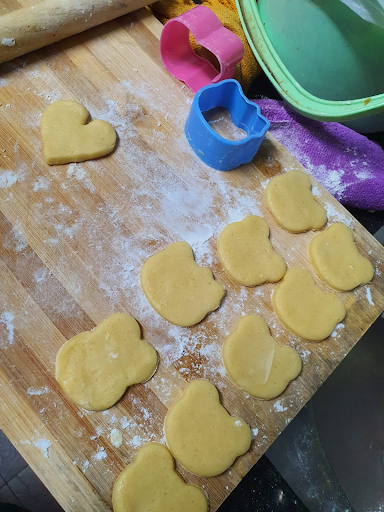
left=112, top=443, right=208, bottom=512
left=55, top=313, right=158, bottom=411
left=223, top=315, right=302, bottom=399
left=265, top=170, right=327, bottom=233
left=164, top=380, right=251, bottom=477
left=272, top=268, right=346, bottom=341
left=217, top=216, right=286, bottom=286
left=40, top=100, right=116, bottom=165
left=309, top=223, right=374, bottom=291
left=141, top=241, right=225, bottom=327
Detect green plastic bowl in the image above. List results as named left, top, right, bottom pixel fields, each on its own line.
left=236, top=0, right=384, bottom=132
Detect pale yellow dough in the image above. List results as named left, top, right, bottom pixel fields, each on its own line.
left=40, top=100, right=116, bottom=165
left=265, top=170, right=327, bottom=233
left=272, top=268, right=346, bottom=341
left=140, top=241, right=225, bottom=327
left=164, top=380, right=251, bottom=477
left=112, top=443, right=208, bottom=512
left=223, top=315, right=302, bottom=399
left=309, top=223, right=374, bottom=291
left=217, top=216, right=286, bottom=286
left=55, top=313, right=158, bottom=411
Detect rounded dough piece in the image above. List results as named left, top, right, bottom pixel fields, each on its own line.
left=272, top=268, right=346, bottom=341
left=55, top=313, right=158, bottom=411
left=217, top=215, right=286, bottom=286
left=140, top=241, right=225, bottom=327
left=265, top=170, right=327, bottom=233
left=112, top=443, right=208, bottom=512
left=309, top=223, right=374, bottom=291
left=40, top=100, right=116, bottom=165
left=223, top=315, right=302, bottom=399
left=164, top=380, right=251, bottom=477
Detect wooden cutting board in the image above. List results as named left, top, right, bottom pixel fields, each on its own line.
left=0, top=6, right=383, bottom=512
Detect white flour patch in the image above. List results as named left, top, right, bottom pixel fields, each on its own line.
left=0, top=312, right=15, bottom=347
left=2, top=38, right=15, bottom=47
left=299, top=347, right=311, bottom=361
left=0, top=170, right=18, bottom=188
left=82, top=460, right=90, bottom=473
left=34, top=438, right=51, bottom=458
left=235, top=420, right=243, bottom=427
left=27, top=386, right=49, bottom=396
left=324, top=203, right=354, bottom=227
left=365, top=286, right=374, bottom=306
left=273, top=400, right=288, bottom=412
left=330, top=323, right=345, bottom=338
left=33, top=176, right=50, bottom=192
left=93, top=446, right=107, bottom=461
left=251, top=428, right=259, bottom=440
left=128, top=435, right=143, bottom=448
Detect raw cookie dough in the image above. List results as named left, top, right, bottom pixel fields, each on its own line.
left=40, top=100, right=116, bottom=165
left=217, top=215, right=286, bottom=286
left=55, top=313, right=158, bottom=411
left=112, top=443, right=208, bottom=512
left=273, top=268, right=346, bottom=341
left=164, top=379, right=251, bottom=477
left=223, top=315, right=302, bottom=399
left=265, top=170, right=327, bottom=233
left=141, top=241, right=225, bottom=327
left=309, top=223, right=374, bottom=291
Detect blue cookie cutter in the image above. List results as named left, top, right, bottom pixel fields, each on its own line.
left=184, top=79, right=270, bottom=171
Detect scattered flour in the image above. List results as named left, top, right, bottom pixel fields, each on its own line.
left=0, top=312, right=15, bottom=347
left=33, top=176, right=50, bottom=192
left=330, top=323, right=345, bottom=338
left=0, top=170, right=18, bottom=188
left=235, top=420, right=242, bottom=427
left=251, top=428, right=259, bottom=440
left=365, top=286, right=374, bottom=306
left=27, top=386, right=49, bottom=396
left=34, top=438, right=51, bottom=459
left=324, top=203, right=353, bottom=227
left=2, top=38, right=15, bottom=47
left=273, top=400, right=288, bottom=413
left=93, top=446, right=107, bottom=461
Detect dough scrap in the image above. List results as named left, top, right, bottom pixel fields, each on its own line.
left=40, top=100, right=116, bottom=165
left=141, top=241, right=225, bottom=327
left=223, top=315, right=302, bottom=399
left=164, top=379, right=251, bottom=477
left=265, top=170, right=327, bottom=233
left=112, top=443, right=208, bottom=512
left=309, top=223, right=374, bottom=291
left=55, top=313, right=158, bottom=411
left=217, top=216, right=286, bottom=286
left=272, top=268, right=346, bottom=341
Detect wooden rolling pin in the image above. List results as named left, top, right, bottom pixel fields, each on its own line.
left=0, top=0, right=156, bottom=65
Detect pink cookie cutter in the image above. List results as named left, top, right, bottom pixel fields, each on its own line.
left=160, top=5, right=244, bottom=93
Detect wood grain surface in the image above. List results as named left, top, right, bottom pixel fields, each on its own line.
left=0, top=5, right=383, bottom=512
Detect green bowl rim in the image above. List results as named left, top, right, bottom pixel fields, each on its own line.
left=236, top=0, right=384, bottom=121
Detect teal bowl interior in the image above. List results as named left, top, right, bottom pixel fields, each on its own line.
left=258, top=0, right=384, bottom=101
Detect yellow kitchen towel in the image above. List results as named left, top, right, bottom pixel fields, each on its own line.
left=150, top=0, right=261, bottom=92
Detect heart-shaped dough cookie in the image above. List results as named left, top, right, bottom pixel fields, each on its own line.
left=40, top=100, right=116, bottom=165
left=309, top=223, right=374, bottom=291
left=217, top=215, right=286, bottom=286
left=141, top=241, right=225, bottom=327
left=55, top=313, right=158, bottom=411
left=112, top=443, right=208, bottom=512
left=272, top=268, right=346, bottom=341
left=265, top=170, right=327, bottom=233
left=223, top=315, right=302, bottom=399
left=164, top=379, right=251, bottom=477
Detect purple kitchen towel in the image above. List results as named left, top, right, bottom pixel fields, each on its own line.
left=256, top=99, right=384, bottom=211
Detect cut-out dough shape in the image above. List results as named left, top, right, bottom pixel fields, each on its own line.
left=112, top=443, right=208, bottom=512
left=265, top=170, right=327, bottom=233
left=309, top=223, right=374, bottom=291
left=164, top=379, right=251, bottom=477
left=40, top=100, right=116, bottom=165
left=217, top=215, right=286, bottom=286
left=141, top=241, right=225, bottom=327
left=273, top=268, right=346, bottom=341
left=223, top=315, right=302, bottom=399
left=55, top=313, right=158, bottom=411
